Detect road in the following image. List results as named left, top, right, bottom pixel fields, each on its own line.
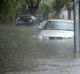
left=0, top=25, right=80, bottom=74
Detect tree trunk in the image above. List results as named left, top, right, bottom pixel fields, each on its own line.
left=26, top=0, right=41, bottom=15
left=68, top=9, right=71, bottom=19
left=54, top=10, right=60, bottom=19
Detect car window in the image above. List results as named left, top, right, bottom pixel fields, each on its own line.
left=19, top=16, right=31, bottom=21
left=43, top=21, right=73, bottom=31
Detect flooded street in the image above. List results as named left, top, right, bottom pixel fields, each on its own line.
left=0, top=25, right=80, bottom=74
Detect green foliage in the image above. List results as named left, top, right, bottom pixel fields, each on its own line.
left=51, top=0, right=73, bottom=18
left=65, top=0, right=73, bottom=9
left=0, top=0, right=42, bottom=21
left=25, top=0, right=41, bottom=15
left=52, top=0, right=73, bottom=11
left=0, top=0, right=9, bottom=19
left=0, top=0, right=73, bottom=21
left=9, top=1, right=26, bottom=18
left=0, top=0, right=25, bottom=21
left=36, top=3, right=50, bottom=19
left=52, top=0, right=65, bottom=11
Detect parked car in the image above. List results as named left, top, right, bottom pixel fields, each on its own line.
left=38, top=19, right=74, bottom=40
left=16, top=15, right=37, bottom=25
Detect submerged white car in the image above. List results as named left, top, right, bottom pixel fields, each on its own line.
left=38, top=19, right=74, bottom=40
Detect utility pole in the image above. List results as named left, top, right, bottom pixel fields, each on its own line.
left=73, top=0, right=79, bottom=57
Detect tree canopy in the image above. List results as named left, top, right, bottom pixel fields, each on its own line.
left=0, top=0, right=74, bottom=22
left=0, top=0, right=41, bottom=21
left=25, top=0, right=41, bottom=15
left=36, top=3, right=50, bottom=19
left=52, top=0, right=73, bottom=18
left=0, top=0, right=25, bottom=21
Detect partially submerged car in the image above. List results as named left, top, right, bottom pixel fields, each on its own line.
left=38, top=19, right=74, bottom=40
left=16, top=15, right=36, bottom=25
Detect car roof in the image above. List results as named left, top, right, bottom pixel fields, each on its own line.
left=48, top=19, right=73, bottom=23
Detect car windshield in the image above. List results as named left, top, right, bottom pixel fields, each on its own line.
left=43, top=21, right=73, bottom=31
left=19, top=16, right=31, bottom=21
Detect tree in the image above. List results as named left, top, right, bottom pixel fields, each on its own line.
left=0, top=0, right=25, bottom=23
left=25, top=0, right=41, bottom=15
left=0, top=0, right=41, bottom=24
left=36, top=3, right=50, bottom=20
left=65, top=0, right=73, bottom=19
left=52, top=0, right=73, bottom=19
left=52, top=0, right=65, bottom=18
left=0, top=0, right=9, bottom=20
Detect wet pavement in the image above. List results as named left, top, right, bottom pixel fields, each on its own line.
left=0, top=25, right=80, bottom=74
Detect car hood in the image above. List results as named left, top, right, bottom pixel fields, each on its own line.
left=39, top=30, right=74, bottom=38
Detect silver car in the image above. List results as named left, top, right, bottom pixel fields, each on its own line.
left=38, top=19, right=74, bottom=40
